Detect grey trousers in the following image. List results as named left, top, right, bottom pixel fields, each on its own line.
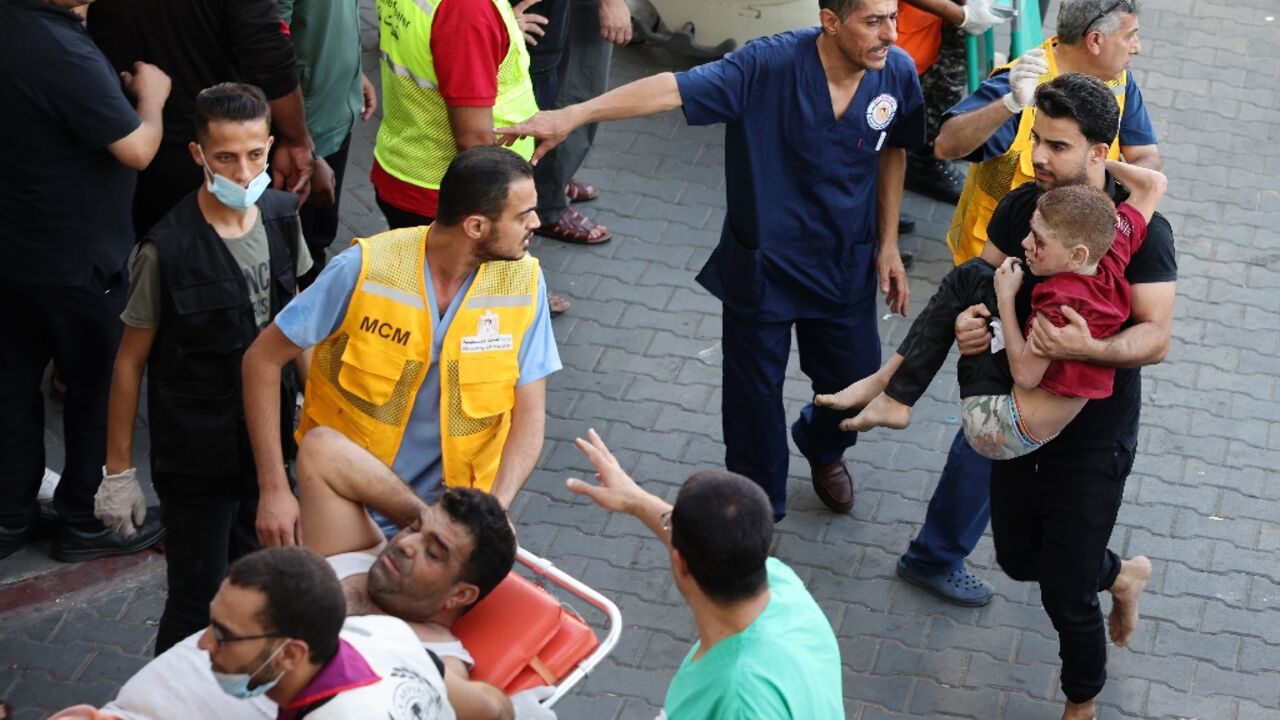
left=534, top=0, right=614, bottom=225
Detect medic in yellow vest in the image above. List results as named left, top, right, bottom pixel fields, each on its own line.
left=242, top=148, right=561, bottom=547
left=934, top=0, right=1160, bottom=266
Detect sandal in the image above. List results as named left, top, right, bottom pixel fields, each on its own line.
left=565, top=178, right=598, bottom=203
left=535, top=207, right=612, bottom=244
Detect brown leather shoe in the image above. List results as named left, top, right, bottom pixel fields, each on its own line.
left=810, top=459, right=854, bottom=513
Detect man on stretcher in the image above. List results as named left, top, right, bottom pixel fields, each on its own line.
left=83, top=427, right=554, bottom=719
left=818, top=159, right=1166, bottom=460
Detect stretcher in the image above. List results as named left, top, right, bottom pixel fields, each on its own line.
left=51, top=546, right=622, bottom=717
left=455, top=547, right=623, bottom=707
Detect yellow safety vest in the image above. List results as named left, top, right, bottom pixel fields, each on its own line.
left=946, top=36, right=1127, bottom=266
left=298, top=226, right=540, bottom=490
left=373, top=0, right=538, bottom=189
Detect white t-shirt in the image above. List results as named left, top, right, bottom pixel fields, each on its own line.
left=301, top=615, right=455, bottom=720
left=101, top=616, right=454, bottom=720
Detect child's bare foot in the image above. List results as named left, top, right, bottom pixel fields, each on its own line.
left=1108, top=555, right=1152, bottom=647
left=815, top=373, right=889, bottom=411
left=840, top=392, right=911, bottom=431
left=1061, top=699, right=1096, bottom=720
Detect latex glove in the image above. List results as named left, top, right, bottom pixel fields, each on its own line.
left=95, top=467, right=146, bottom=537
left=511, top=686, right=557, bottom=720
left=1003, top=48, right=1049, bottom=113
left=960, top=0, right=1007, bottom=35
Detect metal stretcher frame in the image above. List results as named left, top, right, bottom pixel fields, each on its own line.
left=514, top=546, right=624, bottom=707
left=967, top=0, right=1046, bottom=91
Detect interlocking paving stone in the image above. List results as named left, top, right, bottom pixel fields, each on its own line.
left=5, top=0, right=1280, bottom=717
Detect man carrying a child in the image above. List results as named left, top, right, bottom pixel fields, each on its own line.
left=961, top=72, right=1173, bottom=720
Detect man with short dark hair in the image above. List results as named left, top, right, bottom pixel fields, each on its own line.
left=953, top=72, right=1170, bottom=720
left=895, top=0, right=1161, bottom=608
left=566, top=429, right=843, bottom=719
left=0, top=0, right=169, bottom=561
left=499, top=0, right=926, bottom=522
left=93, top=461, right=548, bottom=719
left=243, top=146, right=560, bottom=547
left=103, top=82, right=314, bottom=653
left=293, top=426, right=518, bottom=678
left=88, top=546, right=513, bottom=719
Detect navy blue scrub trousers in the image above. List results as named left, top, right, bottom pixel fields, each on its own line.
left=721, top=304, right=881, bottom=518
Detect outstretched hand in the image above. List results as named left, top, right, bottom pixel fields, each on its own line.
left=494, top=109, right=575, bottom=164
left=565, top=429, right=648, bottom=516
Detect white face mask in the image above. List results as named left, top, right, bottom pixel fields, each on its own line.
left=199, top=146, right=270, bottom=211
left=211, top=640, right=288, bottom=699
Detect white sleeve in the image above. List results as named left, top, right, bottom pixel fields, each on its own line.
left=102, top=634, right=275, bottom=720
left=421, top=640, right=475, bottom=669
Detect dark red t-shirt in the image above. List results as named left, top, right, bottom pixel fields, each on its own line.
left=372, top=0, right=508, bottom=218
left=1028, top=202, right=1148, bottom=399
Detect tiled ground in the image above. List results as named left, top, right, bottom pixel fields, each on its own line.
left=4, top=1, right=1280, bottom=717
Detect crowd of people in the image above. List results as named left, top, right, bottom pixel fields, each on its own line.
left=0, top=0, right=1172, bottom=716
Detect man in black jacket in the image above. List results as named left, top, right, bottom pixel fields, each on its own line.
left=88, top=0, right=329, bottom=237
left=103, top=84, right=313, bottom=653
left=0, top=0, right=170, bottom=561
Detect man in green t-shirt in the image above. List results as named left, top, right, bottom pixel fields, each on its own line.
left=567, top=429, right=844, bottom=718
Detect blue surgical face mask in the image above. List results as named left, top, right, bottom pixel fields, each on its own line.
left=199, top=146, right=270, bottom=211
left=211, top=640, right=288, bottom=699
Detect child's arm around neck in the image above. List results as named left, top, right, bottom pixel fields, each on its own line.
left=1105, top=160, right=1168, bottom=223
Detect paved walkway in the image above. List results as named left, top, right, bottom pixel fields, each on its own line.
left=4, top=1, right=1280, bottom=718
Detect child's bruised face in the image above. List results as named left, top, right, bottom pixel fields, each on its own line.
left=1022, top=210, right=1080, bottom=277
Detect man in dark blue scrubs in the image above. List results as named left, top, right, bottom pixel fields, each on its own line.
left=498, top=0, right=925, bottom=519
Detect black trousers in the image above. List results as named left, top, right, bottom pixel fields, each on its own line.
left=885, top=258, right=1010, bottom=406
left=298, top=133, right=354, bottom=288
left=155, top=492, right=259, bottom=654
left=0, top=274, right=127, bottom=530
left=990, top=444, right=1132, bottom=703
left=376, top=195, right=434, bottom=230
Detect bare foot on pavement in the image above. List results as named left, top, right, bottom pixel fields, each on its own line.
left=1109, top=555, right=1152, bottom=647
left=1061, top=698, right=1096, bottom=720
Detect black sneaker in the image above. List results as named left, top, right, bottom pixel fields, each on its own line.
left=51, top=508, right=164, bottom=563
left=901, top=250, right=914, bottom=270
left=0, top=523, right=38, bottom=560
left=905, top=156, right=965, bottom=204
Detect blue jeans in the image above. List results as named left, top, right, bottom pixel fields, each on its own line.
left=901, top=428, right=991, bottom=575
